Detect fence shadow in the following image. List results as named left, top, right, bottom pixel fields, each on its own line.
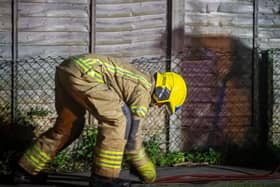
left=156, top=27, right=277, bottom=169
left=0, top=124, right=34, bottom=153
left=0, top=107, right=35, bottom=173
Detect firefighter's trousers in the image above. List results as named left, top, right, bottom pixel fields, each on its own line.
left=18, top=68, right=153, bottom=179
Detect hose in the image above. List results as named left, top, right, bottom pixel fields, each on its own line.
left=154, top=165, right=280, bottom=184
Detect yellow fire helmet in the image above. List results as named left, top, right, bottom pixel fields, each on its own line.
left=153, top=72, right=187, bottom=114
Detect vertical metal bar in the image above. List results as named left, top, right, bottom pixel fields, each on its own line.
left=166, top=0, right=172, bottom=71
left=11, top=0, right=18, bottom=124
left=165, top=0, right=173, bottom=151
left=88, top=0, right=96, bottom=125
left=252, top=0, right=259, bottom=128
left=89, top=0, right=96, bottom=53
left=259, top=51, right=269, bottom=145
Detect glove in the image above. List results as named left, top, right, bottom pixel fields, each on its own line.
left=126, top=149, right=156, bottom=183
left=134, top=159, right=156, bottom=183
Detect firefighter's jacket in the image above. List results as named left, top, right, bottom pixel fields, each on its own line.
left=58, top=53, right=154, bottom=149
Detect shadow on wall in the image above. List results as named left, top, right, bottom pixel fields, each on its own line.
left=160, top=28, right=278, bottom=168
left=159, top=27, right=258, bottom=151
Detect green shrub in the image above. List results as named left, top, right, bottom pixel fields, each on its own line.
left=0, top=151, right=15, bottom=175
left=144, top=136, right=161, bottom=164
left=73, top=127, right=98, bottom=161
left=0, top=104, right=34, bottom=126
left=48, top=150, right=72, bottom=171
left=27, top=107, right=50, bottom=117
left=49, top=127, right=98, bottom=172
left=185, top=148, right=222, bottom=165
left=144, top=136, right=222, bottom=166
left=144, top=136, right=186, bottom=166
left=158, top=151, right=185, bottom=166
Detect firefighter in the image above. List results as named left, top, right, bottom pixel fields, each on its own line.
left=13, top=53, right=187, bottom=186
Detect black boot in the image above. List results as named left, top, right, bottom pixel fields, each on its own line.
left=129, top=166, right=142, bottom=181
left=90, top=174, right=130, bottom=187
left=13, top=164, right=47, bottom=184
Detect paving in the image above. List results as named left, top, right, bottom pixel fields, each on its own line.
left=1, top=166, right=280, bottom=187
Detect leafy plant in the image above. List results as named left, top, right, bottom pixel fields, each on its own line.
left=49, top=150, right=72, bottom=171
left=144, top=136, right=185, bottom=166
left=144, top=136, right=161, bottom=164
left=158, top=151, right=185, bottom=166
left=0, top=151, right=15, bottom=175
left=185, top=148, right=221, bottom=165
left=144, top=136, right=222, bottom=166
left=27, top=107, right=50, bottom=117
left=48, top=127, right=98, bottom=172
left=73, top=127, right=98, bottom=161
left=0, top=104, right=34, bottom=126
left=0, top=104, right=12, bottom=125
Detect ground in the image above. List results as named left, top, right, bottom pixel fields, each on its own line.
left=1, top=166, right=280, bottom=187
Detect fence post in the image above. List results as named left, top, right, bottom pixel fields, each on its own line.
left=167, top=0, right=185, bottom=152
left=258, top=50, right=270, bottom=146
left=89, top=0, right=96, bottom=53
left=252, top=0, right=259, bottom=130
left=11, top=0, right=18, bottom=125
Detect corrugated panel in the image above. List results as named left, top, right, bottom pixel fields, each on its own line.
left=180, top=0, right=254, bottom=149
left=18, top=1, right=90, bottom=57
left=184, top=0, right=253, bottom=43
left=19, top=0, right=88, bottom=4
left=0, top=1, right=11, bottom=58
left=258, top=0, right=280, bottom=49
left=18, top=46, right=88, bottom=57
left=95, top=0, right=167, bottom=58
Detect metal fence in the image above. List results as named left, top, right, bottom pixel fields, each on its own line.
left=0, top=55, right=168, bottom=172
left=266, top=49, right=280, bottom=145
left=0, top=49, right=272, bottom=171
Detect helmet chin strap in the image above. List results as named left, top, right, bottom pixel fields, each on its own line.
left=151, top=102, right=172, bottom=115
left=165, top=104, right=172, bottom=115
left=150, top=98, right=171, bottom=112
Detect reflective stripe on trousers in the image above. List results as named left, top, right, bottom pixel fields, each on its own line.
left=19, top=143, right=51, bottom=175
left=18, top=69, right=86, bottom=175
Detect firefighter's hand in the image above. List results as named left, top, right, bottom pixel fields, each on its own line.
left=126, top=148, right=156, bottom=183
left=135, top=159, right=156, bottom=183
